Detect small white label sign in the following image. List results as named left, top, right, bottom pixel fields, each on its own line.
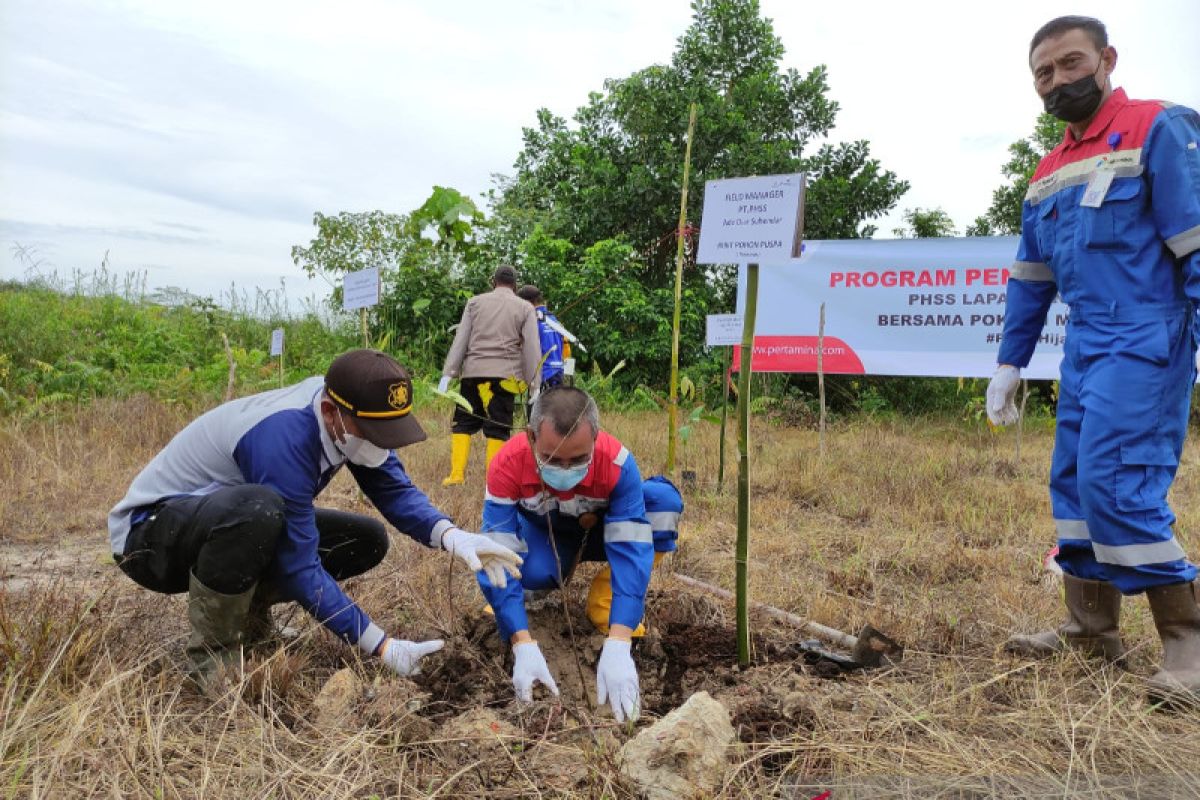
left=343, top=267, right=381, bottom=310
left=706, top=314, right=745, bottom=346
left=269, top=328, right=284, bottom=356
left=563, top=357, right=576, bottom=376
left=1080, top=170, right=1115, bottom=208
left=696, top=173, right=805, bottom=265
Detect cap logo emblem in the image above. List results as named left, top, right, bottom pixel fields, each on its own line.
left=388, top=382, right=410, bottom=410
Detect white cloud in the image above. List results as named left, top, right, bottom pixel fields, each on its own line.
left=2, top=0, right=1197, bottom=298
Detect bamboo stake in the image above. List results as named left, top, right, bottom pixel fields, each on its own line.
left=666, top=103, right=698, bottom=475
left=736, top=262, right=759, bottom=666
left=718, top=345, right=731, bottom=489
left=220, top=331, right=236, bottom=402
left=1016, top=378, right=1029, bottom=463
left=818, top=302, right=827, bottom=458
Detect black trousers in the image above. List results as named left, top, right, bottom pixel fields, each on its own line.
left=450, top=377, right=516, bottom=439
left=117, top=484, right=388, bottom=596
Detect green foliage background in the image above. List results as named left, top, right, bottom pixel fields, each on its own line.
left=0, top=0, right=1061, bottom=424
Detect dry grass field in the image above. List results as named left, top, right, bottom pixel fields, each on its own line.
left=4, top=396, right=1200, bottom=797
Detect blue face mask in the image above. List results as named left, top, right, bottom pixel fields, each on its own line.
left=540, top=462, right=590, bottom=491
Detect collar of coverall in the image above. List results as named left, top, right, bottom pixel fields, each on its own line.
left=1065, top=87, right=1127, bottom=146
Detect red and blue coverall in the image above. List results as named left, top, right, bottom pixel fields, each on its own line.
left=477, top=431, right=681, bottom=640
left=999, top=88, right=1200, bottom=592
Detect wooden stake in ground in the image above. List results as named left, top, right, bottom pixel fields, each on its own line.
left=269, top=327, right=285, bottom=389
left=818, top=302, right=827, bottom=458
left=718, top=345, right=731, bottom=490
left=666, top=103, right=698, bottom=476
left=1016, top=378, right=1029, bottom=463
left=736, top=262, right=759, bottom=666
left=220, top=331, right=236, bottom=401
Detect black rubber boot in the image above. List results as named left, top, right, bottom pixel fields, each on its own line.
left=185, top=571, right=255, bottom=696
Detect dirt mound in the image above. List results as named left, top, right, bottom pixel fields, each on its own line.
left=402, top=584, right=845, bottom=753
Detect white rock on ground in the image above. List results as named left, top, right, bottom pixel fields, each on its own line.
left=619, top=690, right=736, bottom=800
left=312, top=667, right=361, bottom=730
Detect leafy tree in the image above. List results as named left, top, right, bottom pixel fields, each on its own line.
left=965, top=215, right=993, bottom=236
left=976, top=113, right=1066, bottom=234
left=515, top=227, right=711, bottom=387
left=489, top=0, right=909, bottom=288
left=892, top=207, right=958, bottom=239
left=290, top=187, right=489, bottom=373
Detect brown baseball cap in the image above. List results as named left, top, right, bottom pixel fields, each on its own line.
left=324, top=349, right=427, bottom=448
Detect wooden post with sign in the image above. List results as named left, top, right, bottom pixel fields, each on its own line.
left=696, top=173, right=805, bottom=667
left=270, top=327, right=285, bottom=388
left=818, top=302, right=827, bottom=458
left=344, top=267, right=381, bottom=349
left=706, top=313, right=743, bottom=490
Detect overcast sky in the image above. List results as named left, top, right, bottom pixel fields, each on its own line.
left=2, top=0, right=1198, bottom=304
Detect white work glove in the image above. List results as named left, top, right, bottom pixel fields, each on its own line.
left=596, top=638, right=640, bottom=723
left=379, top=637, right=444, bottom=676
left=986, top=365, right=1021, bottom=427
left=512, top=641, right=559, bottom=702
left=442, top=527, right=523, bottom=588
left=437, top=376, right=451, bottom=393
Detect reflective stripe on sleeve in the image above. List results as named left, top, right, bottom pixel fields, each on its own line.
left=647, top=511, right=681, bottom=532
left=1011, top=261, right=1054, bottom=282
left=604, top=520, right=653, bottom=544
left=1166, top=224, right=1200, bottom=259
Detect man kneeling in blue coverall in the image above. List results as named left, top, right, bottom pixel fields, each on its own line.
left=988, top=15, right=1200, bottom=703
left=475, top=386, right=682, bottom=722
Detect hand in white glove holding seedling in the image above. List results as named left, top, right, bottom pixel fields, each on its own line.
left=437, top=376, right=451, bottom=394
left=596, top=637, right=640, bottom=723
left=379, top=637, right=444, bottom=676
left=986, top=365, right=1021, bottom=426
left=512, top=640, right=559, bottom=702
left=442, top=527, right=523, bottom=588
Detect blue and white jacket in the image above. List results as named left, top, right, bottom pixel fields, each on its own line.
left=108, top=377, right=454, bottom=656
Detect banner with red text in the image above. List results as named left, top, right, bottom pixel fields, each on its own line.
left=732, top=236, right=1068, bottom=380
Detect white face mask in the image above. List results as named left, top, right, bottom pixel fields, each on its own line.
left=332, top=411, right=391, bottom=468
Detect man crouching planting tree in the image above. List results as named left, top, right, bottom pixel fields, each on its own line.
left=476, top=386, right=683, bottom=722
left=108, top=349, right=523, bottom=696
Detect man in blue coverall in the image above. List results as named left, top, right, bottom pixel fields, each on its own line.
left=987, top=16, right=1200, bottom=701
left=110, top=349, right=523, bottom=695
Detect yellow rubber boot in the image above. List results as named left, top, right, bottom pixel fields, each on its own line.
left=485, top=437, right=506, bottom=475
left=442, top=433, right=471, bottom=486
left=586, top=554, right=664, bottom=637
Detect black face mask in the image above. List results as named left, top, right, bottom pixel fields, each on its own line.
left=1042, top=62, right=1105, bottom=123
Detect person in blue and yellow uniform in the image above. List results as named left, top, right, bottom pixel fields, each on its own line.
left=474, top=386, right=683, bottom=722
left=987, top=16, right=1200, bottom=702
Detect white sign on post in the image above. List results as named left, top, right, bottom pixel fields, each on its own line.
left=696, top=173, right=805, bottom=265
left=706, top=313, right=745, bottom=346
left=343, top=267, right=381, bottom=310
left=269, top=328, right=284, bottom=356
